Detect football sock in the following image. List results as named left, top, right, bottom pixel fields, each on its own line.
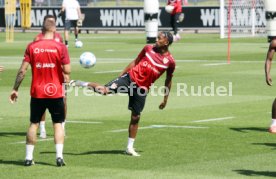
left=40, top=121, right=46, bottom=131
left=62, top=121, right=65, bottom=130
left=271, top=119, right=276, bottom=126
left=75, top=34, right=78, bottom=40
left=56, top=144, right=64, bottom=159
left=127, top=138, right=135, bottom=149
left=26, top=144, right=34, bottom=160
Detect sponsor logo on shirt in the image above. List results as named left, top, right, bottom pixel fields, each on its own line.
left=34, top=48, right=57, bottom=54
left=142, top=61, right=160, bottom=74
left=35, top=62, right=55, bottom=69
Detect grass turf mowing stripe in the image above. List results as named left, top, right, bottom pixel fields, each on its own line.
left=191, top=116, right=235, bottom=123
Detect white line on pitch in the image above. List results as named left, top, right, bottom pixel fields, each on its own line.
left=66, top=121, right=102, bottom=124
left=11, top=138, right=54, bottom=144
left=108, top=125, right=208, bottom=133
left=94, top=70, right=121, bottom=74
left=191, top=116, right=235, bottom=123
left=202, top=63, right=229, bottom=66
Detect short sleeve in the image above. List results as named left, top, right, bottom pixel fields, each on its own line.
left=23, top=44, right=31, bottom=63
left=61, top=45, right=70, bottom=65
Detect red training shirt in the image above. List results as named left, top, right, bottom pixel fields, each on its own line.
left=167, top=0, right=182, bottom=15
left=129, top=45, right=176, bottom=90
left=23, top=39, right=70, bottom=98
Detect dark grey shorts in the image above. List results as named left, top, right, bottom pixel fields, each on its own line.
left=105, top=73, right=147, bottom=115
left=64, top=20, right=78, bottom=30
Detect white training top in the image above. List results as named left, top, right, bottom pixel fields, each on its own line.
left=62, top=0, right=80, bottom=20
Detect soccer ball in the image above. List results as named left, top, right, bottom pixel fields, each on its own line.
left=75, top=41, right=83, bottom=48
left=165, top=5, right=174, bottom=14
left=79, top=52, right=96, bottom=68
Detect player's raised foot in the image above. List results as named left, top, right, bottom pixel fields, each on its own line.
left=24, top=159, right=35, bottom=166
left=269, top=126, right=276, bottom=133
left=39, top=130, right=47, bottom=139
left=125, top=148, right=140, bottom=157
left=56, top=157, right=66, bottom=167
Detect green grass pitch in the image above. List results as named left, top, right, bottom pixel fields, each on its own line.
left=0, top=31, right=276, bottom=178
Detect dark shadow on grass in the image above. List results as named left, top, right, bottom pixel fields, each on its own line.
left=41, top=150, right=142, bottom=155
left=252, top=143, right=276, bottom=149
left=0, top=132, right=26, bottom=137
left=234, top=170, right=276, bottom=177
left=0, top=160, right=55, bottom=167
left=229, top=127, right=267, bottom=133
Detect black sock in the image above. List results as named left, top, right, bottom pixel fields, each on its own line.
left=65, top=40, right=68, bottom=45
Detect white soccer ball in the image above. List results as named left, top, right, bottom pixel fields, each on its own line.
left=165, top=5, right=174, bottom=14
left=79, top=52, right=96, bottom=68
left=75, top=41, right=83, bottom=48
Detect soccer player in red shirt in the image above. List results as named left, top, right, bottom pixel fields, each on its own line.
left=70, top=31, right=175, bottom=156
left=167, top=0, right=183, bottom=41
left=265, top=37, right=276, bottom=133
left=34, top=15, right=66, bottom=139
left=10, top=17, right=71, bottom=166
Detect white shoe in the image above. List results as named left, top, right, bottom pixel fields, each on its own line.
left=125, top=148, right=140, bottom=157
left=39, top=130, right=47, bottom=139
left=173, top=34, right=181, bottom=42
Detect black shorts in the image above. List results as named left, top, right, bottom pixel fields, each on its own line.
left=105, top=73, right=147, bottom=115
left=65, top=20, right=78, bottom=30
left=30, top=97, right=65, bottom=123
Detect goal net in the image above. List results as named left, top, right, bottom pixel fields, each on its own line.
left=220, top=0, right=266, bottom=38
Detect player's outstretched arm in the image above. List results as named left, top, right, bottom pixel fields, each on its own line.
left=265, top=41, right=276, bottom=86
left=159, top=76, right=172, bottom=110
left=10, top=62, right=29, bottom=103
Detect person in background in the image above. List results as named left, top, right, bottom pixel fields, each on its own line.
left=167, top=0, right=183, bottom=41
left=59, top=0, right=82, bottom=47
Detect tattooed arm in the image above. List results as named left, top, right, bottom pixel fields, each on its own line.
left=9, top=62, right=29, bottom=103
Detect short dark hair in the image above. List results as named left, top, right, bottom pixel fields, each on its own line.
left=162, top=31, right=173, bottom=45
left=42, top=15, right=56, bottom=33
left=43, top=15, right=56, bottom=22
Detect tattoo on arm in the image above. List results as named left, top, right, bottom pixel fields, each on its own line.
left=13, top=70, right=25, bottom=91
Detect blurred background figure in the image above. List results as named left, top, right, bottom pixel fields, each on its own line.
left=59, top=0, right=82, bottom=47
left=166, top=0, right=183, bottom=41
left=34, top=0, right=44, bottom=7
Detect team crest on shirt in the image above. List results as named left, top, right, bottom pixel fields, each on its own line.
left=163, top=57, right=169, bottom=64
left=110, top=83, right=118, bottom=89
